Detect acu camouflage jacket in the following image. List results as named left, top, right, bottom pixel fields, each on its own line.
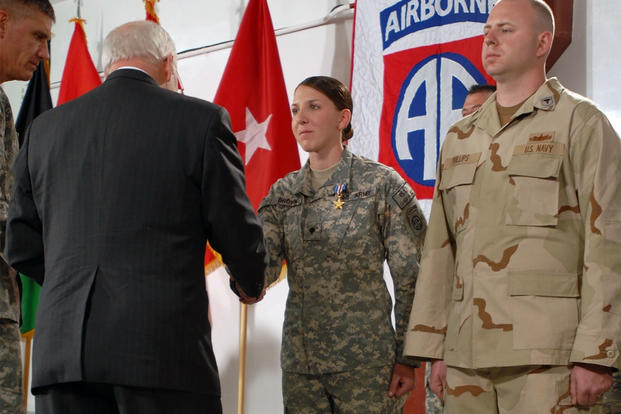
left=0, top=87, right=19, bottom=322
left=259, top=148, right=426, bottom=374
left=404, top=78, right=621, bottom=371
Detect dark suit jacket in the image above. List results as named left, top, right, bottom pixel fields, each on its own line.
left=5, top=69, right=267, bottom=395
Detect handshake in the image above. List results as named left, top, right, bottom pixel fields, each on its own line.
left=228, top=274, right=267, bottom=305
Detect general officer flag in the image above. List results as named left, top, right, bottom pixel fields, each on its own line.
left=205, top=0, right=299, bottom=274
left=213, top=0, right=300, bottom=212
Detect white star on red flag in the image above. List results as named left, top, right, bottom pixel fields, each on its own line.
left=235, top=107, right=272, bottom=165
left=213, top=0, right=300, bottom=212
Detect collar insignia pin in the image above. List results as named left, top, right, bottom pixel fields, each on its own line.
left=541, top=96, right=554, bottom=108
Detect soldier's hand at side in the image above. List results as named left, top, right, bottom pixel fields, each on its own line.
left=570, top=363, right=613, bottom=407
left=388, top=363, right=416, bottom=398
left=429, top=359, right=447, bottom=402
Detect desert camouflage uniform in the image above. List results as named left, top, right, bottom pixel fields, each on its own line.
left=444, top=365, right=585, bottom=413
left=404, top=78, right=621, bottom=413
left=259, top=148, right=426, bottom=412
left=0, top=87, right=24, bottom=414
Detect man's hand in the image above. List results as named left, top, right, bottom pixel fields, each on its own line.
left=570, top=363, right=613, bottom=407
left=388, top=363, right=416, bottom=398
left=237, top=282, right=266, bottom=305
left=429, top=359, right=447, bottom=402
left=229, top=276, right=266, bottom=305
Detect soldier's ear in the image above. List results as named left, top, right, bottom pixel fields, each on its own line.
left=338, top=108, right=352, bottom=131
left=536, top=30, right=553, bottom=58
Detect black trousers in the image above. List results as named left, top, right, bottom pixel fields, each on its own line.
left=34, top=382, right=223, bottom=414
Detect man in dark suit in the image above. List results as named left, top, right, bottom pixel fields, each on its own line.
left=5, top=20, right=267, bottom=414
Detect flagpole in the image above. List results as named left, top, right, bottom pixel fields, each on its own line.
left=237, top=303, right=248, bottom=414
left=178, top=3, right=354, bottom=61
left=21, top=331, right=33, bottom=411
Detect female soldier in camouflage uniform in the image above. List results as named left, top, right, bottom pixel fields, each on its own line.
left=257, top=76, right=426, bottom=413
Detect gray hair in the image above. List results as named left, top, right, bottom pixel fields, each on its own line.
left=102, top=20, right=176, bottom=74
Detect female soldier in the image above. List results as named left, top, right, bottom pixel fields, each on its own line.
left=257, top=76, right=426, bottom=413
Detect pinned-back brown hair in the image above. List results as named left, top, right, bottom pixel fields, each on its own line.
left=297, top=76, right=354, bottom=142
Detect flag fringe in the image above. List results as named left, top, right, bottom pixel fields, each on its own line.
left=204, top=258, right=223, bottom=276
left=204, top=245, right=223, bottom=276
left=68, top=17, right=87, bottom=39
left=20, top=330, right=34, bottom=340
left=268, top=263, right=288, bottom=289
left=144, top=0, right=160, bottom=24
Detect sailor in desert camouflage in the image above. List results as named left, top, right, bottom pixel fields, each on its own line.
left=404, top=0, right=621, bottom=413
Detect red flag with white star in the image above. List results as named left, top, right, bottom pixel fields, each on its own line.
left=213, top=0, right=300, bottom=211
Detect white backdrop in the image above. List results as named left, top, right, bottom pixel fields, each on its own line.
left=5, top=1, right=621, bottom=413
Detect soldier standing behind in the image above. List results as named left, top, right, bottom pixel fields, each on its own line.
left=461, top=84, right=496, bottom=117
left=255, top=76, right=426, bottom=413
left=0, top=1, right=53, bottom=413
left=405, top=0, right=621, bottom=412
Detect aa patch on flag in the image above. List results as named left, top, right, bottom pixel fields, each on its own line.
left=352, top=0, right=496, bottom=200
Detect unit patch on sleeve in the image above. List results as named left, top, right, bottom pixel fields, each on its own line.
left=406, top=204, right=426, bottom=235
left=392, top=183, right=415, bottom=209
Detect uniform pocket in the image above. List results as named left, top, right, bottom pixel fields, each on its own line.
left=439, top=158, right=479, bottom=190
left=505, top=154, right=562, bottom=226
left=439, top=153, right=480, bottom=234
left=508, top=271, right=579, bottom=350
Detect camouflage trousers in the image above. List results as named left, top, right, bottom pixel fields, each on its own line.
left=445, top=365, right=602, bottom=414
left=0, top=318, right=25, bottom=414
left=425, top=362, right=444, bottom=413
left=599, top=371, right=621, bottom=413
left=282, top=365, right=408, bottom=414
